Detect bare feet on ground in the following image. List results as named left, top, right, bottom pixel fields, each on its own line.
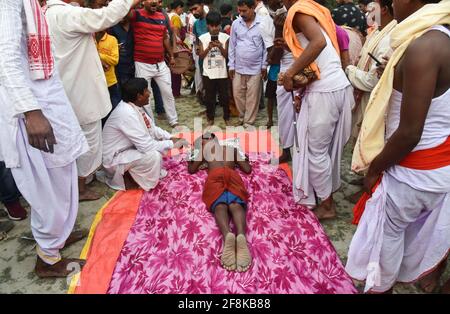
left=418, top=259, right=447, bottom=293
left=345, top=189, right=364, bottom=204
left=35, top=256, right=86, bottom=278
left=64, top=229, right=88, bottom=248
left=79, top=188, right=101, bottom=202
left=221, top=233, right=236, bottom=271
left=442, top=278, right=450, bottom=294
left=313, top=198, right=337, bottom=220
left=236, top=234, right=252, bottom=272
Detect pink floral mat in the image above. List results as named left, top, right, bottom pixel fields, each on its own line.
left=107, top=154, right=357, bottom=294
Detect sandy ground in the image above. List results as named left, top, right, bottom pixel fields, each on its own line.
left=0, top=87, right=448, bottom=294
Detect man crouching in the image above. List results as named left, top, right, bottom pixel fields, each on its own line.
left=102, top=78, right=187, bottom=191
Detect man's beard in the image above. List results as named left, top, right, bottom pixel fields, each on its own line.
left=193, top=13, right=201, bottom=19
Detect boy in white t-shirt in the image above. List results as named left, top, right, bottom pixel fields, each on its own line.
left=198, top=11, right=230, bottom=126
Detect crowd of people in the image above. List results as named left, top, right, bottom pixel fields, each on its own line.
left=0, top=0, right=449, bottom=293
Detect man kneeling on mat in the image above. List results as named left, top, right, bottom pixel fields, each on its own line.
left=187, top=133, right=252, bottom=272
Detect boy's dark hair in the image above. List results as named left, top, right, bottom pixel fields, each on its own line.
left=237, top=0, right=255, bottom=7
left=358, top=0, right=372, bottom=5
left=206, top=11, right=222, bottom=25
left=220, top=3, right=233, bottom=15
left=170, top=0, right=184, bottom=10
left=121, top=78, right=148, bottom=103
left=380, top=0, right=394, bottom=16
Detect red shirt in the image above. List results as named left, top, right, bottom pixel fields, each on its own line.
left=131, top=9, right=168, bottom=64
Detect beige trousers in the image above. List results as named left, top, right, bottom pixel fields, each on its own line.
left=232, top=73, right=262, bottom=125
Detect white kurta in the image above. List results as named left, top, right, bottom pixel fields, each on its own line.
left=292, top=29, right=353, bottom=206
left=102, top=101, right=174, bottom=191
left=0, top=0, right=88, bottom=265
left=45, top=0, right=133, bottom=177
left=276, top=50, right=295, bottom=149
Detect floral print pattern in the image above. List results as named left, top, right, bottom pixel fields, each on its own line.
left=108, top=153, right=357, bottom=294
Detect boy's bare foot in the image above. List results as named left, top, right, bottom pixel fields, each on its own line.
left=418, top=259, right=447, bottom=293
left=266, top=120, right=273, bottom=128
left=207, top=119, right=214, bottom=126
left=35, top=256, right=86, bottom=278
left=79, top=189, right=101, bottom=202
left=224, top=120, right=230, bottom=126
left=221, top=233, right=236, bottom=271
left=313, top=198, right=337, bottom=220
left=236, top=234, right=252, bottom=272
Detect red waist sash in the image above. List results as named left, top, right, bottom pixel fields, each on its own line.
left=352, top=136, right=450, bottom=224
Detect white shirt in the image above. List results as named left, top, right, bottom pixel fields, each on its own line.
left=255, top=2, right=269, bottom=17
left=199, top=32, right=230, bottom=79
left=45, top=0, right=133, bottom=125
left=259, top=14, right=275, bottom=49
left=0, top=0, right=87, bottom=168
left=102, top=101, right=174, bottom=168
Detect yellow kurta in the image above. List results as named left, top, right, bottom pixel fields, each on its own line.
left=96, top=32, right=119, bottom=87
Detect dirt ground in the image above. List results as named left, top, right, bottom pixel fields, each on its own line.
left=0, top=87, right=448, bottom=294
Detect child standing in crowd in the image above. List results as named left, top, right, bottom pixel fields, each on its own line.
left=95, top=30, right=120, bottom=125
left=198, top=11, right=231, bottom=126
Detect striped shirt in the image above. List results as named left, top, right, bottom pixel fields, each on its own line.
left=131, top=9, right=169, bottom=64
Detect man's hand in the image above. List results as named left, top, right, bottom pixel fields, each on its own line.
left=229, top=69, right=235, bottom=80
left=273, top=38, right=289, bottom=51
left=293, top=94, right=302, bottom=113
left=172, top=137, right=190, bottom=149
left=101, top=60, right=110, bottom=71
left=24, top=110, right=56, bottom=153
left=363, top=170, right=381, bottom=196
left=282, top=71, right=294, bottom=92
left=376, top=56, right=389, bottom=78
left=261, top=68, right=268, bottom=81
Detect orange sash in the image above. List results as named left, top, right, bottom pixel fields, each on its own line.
left=283, top=0, right=340, bottom=80
left=352, top=136, right=450, bottom=224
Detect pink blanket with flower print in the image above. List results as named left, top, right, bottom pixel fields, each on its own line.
left=107, top=153, right=356, bottom=294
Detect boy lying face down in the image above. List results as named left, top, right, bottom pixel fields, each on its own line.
left=187, top=133, right=252, bottom=272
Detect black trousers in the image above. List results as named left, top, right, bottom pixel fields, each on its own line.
left=203, top=76, right=230, bottom=121
left=0, top=162, right=20, bottom=204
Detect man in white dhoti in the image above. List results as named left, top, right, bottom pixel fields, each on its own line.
left=44, top=0, right=140, bottom=201
left=0, top=0, right=89, bottom=277
left=281, top=0, right=354, bottom=220
left=102, top=78, right=188, bottom=191
left=344, top=0, right=396, bottom=202
left=346, top=0, right=450, bottom=293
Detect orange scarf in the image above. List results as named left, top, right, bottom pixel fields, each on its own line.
left=353, top=136, right=450, bottom=224
left=283, top=0, right=340, bottom=79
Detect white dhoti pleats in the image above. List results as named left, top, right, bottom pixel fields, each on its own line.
left=293, top=86, right=353, bottom=206
left=12, top=120, right=79, bottom=265
left=276, top=85, right=295, bottom=149
left=77, top=120, right=102, bottom=178
left=104, top=150, right=163, bottom=192
left=346, top=171, right=450, bottom=293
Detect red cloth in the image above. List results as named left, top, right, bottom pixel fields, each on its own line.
left=202, top=167, right=249, bottom=210
left=352, top=136, right=450, bottom=224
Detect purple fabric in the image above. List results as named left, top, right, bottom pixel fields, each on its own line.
left=107, top=154, right=357, bottom=294
left=335, top=25, right=350, bottom=52
left=228, top=16, right=268, bottom=75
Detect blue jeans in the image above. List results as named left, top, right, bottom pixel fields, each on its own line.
left=0, top=162, right=20, bottom=204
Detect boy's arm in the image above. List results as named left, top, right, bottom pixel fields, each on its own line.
left=198, top=38, right=210, bottom=60
left=235, top=148, right=251, bottom=174
left=98, top=37, right=119, bottom=66
left=218, top=38, right=229, bottom=59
